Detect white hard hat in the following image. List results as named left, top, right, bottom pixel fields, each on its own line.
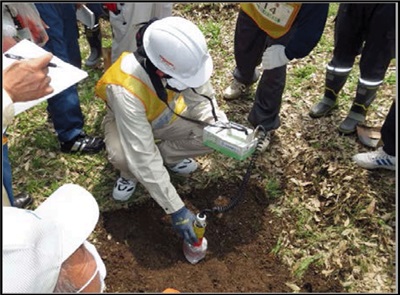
left=143, top=16, right=213, bottom=88
left=3, top=184, right=101, bottom=293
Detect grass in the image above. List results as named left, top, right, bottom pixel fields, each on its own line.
left=264, top=178, right=282, bottom=200
left=5, top=3, right=396, bottom=293
left=198, top=21, right=222, bottom=48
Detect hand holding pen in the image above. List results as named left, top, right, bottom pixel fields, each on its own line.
left=3, top=52, right=54, bottom=102
left=4, top=53, right=58, bottom=68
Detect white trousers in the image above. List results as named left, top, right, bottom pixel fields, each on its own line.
left=102, top=107, right=212, bottom=180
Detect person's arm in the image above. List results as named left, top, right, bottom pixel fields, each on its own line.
left=284, top=4, right=329, bottom=60
left=2, top=53, right=54, bottom=131
left=109, top=85, right=197, bottom=244
left=107, top=85, right=185, bottom=214
left=181, top=80, right=229, bottom=123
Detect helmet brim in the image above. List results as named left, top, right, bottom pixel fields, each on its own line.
left=176, top=53, right=213, bottom=89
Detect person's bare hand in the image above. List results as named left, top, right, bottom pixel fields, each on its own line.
left=2, top=53, right=54, bottom=102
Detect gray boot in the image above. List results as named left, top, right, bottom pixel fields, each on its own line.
left=85, top=24, right=102, bottom=67
left=338, top=81, right=379, bottom=134
left=309, top=67, right=350, bottom=118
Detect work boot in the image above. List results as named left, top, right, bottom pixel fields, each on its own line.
left=84, top=24, right=102, bottom=67
left=309, top=65, right=350, bottom=118
left=309, top=96, right=338, bottom=118
left=338, top=81, right=379, bottom=134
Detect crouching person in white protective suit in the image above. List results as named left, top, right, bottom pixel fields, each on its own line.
left=95, top=16, right=228, bottom=246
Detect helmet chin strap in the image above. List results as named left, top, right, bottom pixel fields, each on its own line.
left=134, top=50, right=168, bottom=103
left=134, top=50, right=219, bottom=125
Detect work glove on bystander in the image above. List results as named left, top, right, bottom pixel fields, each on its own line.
left=171, top=206, right=198, bottom=245
left=261, top=44, right=290, bottom=70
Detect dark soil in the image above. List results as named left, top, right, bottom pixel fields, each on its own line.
left=95, top=180, right=344, bottom=293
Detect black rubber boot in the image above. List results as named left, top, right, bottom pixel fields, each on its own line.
left=338, top=81, right=379, bottom=134
left=84, top=24, right=102, bottom=67
left=309, top=68, right=350, bottom=118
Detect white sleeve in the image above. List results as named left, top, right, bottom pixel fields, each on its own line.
left=2, top=88, right=15, bottom=134
left=181, top=80, right=229, bottom=124
left=108, top=85, right=185, bottom=214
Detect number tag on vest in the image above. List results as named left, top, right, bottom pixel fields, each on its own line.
left=254, top=3, right=294, bottom=27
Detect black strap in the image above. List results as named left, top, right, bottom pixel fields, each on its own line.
left=134, top=51, right=168, bottom=103
left=133, top=52, right=223, bottom=128
left=135, top=17, right=159, bottom=49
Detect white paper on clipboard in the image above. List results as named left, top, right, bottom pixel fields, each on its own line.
left=2, top=39, right=88, bottom=115
left=76, top=5, right=95, bottom=29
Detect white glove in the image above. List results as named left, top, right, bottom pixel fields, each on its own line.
left=261, top=45, right=290, bottom=70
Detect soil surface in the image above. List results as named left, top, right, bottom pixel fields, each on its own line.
left=95, top=180, right=344, bottom=293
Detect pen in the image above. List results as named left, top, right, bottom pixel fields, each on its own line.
left=4, top=53, right=58, bottom=68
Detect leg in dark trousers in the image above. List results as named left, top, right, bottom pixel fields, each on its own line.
left=381, top=101, right=395, bottom=157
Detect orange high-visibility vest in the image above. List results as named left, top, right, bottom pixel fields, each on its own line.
left=241, top=3, right=301, bottom=39
left=95, top=52, right=186, bottom=123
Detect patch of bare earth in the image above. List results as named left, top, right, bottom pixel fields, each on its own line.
left=94, top=182, right=343, bottom=293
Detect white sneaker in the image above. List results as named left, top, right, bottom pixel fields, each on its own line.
left=352, top=147, right=395, bottom=171
left=168, top=158, right=198, bottom=174
left=223, top=79, right=250, bottom=100
left=113, top=177, right=138, bottom=201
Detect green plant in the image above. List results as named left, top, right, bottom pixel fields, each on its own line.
left=264, top=178, right=282, bottom=200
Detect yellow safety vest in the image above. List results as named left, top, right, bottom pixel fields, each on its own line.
left=241, top=3, right=301, bottom=39
left=95, top=52, right=187, bottom=123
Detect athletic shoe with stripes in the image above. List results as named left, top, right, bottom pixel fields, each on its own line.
left=168, top=158, right=198, bottom=174
left=60, top=132, right=105, bottom=154
left=352, top=147, right=395, bottom=171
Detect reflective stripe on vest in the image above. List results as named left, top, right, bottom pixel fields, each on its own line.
left=240, top=3, right=301, bottom=39
left=95, top=52, right=186, bottom=123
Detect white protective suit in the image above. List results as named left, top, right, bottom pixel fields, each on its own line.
left=109, top=2, right=173, bottom=63
left=100, top=53, right=228, bottom=214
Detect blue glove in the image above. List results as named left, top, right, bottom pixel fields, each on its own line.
left=171, top=206, right=198, bottom=245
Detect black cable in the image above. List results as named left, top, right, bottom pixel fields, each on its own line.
left=191, top=88, right=218, bottom=123
left=162, top=89, right=251, bottom=135
left=200, top=127, right=267, bottom=218
left=133, top=48, right=265, bottom=217
left=134, top=50, right=251, bottom=135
